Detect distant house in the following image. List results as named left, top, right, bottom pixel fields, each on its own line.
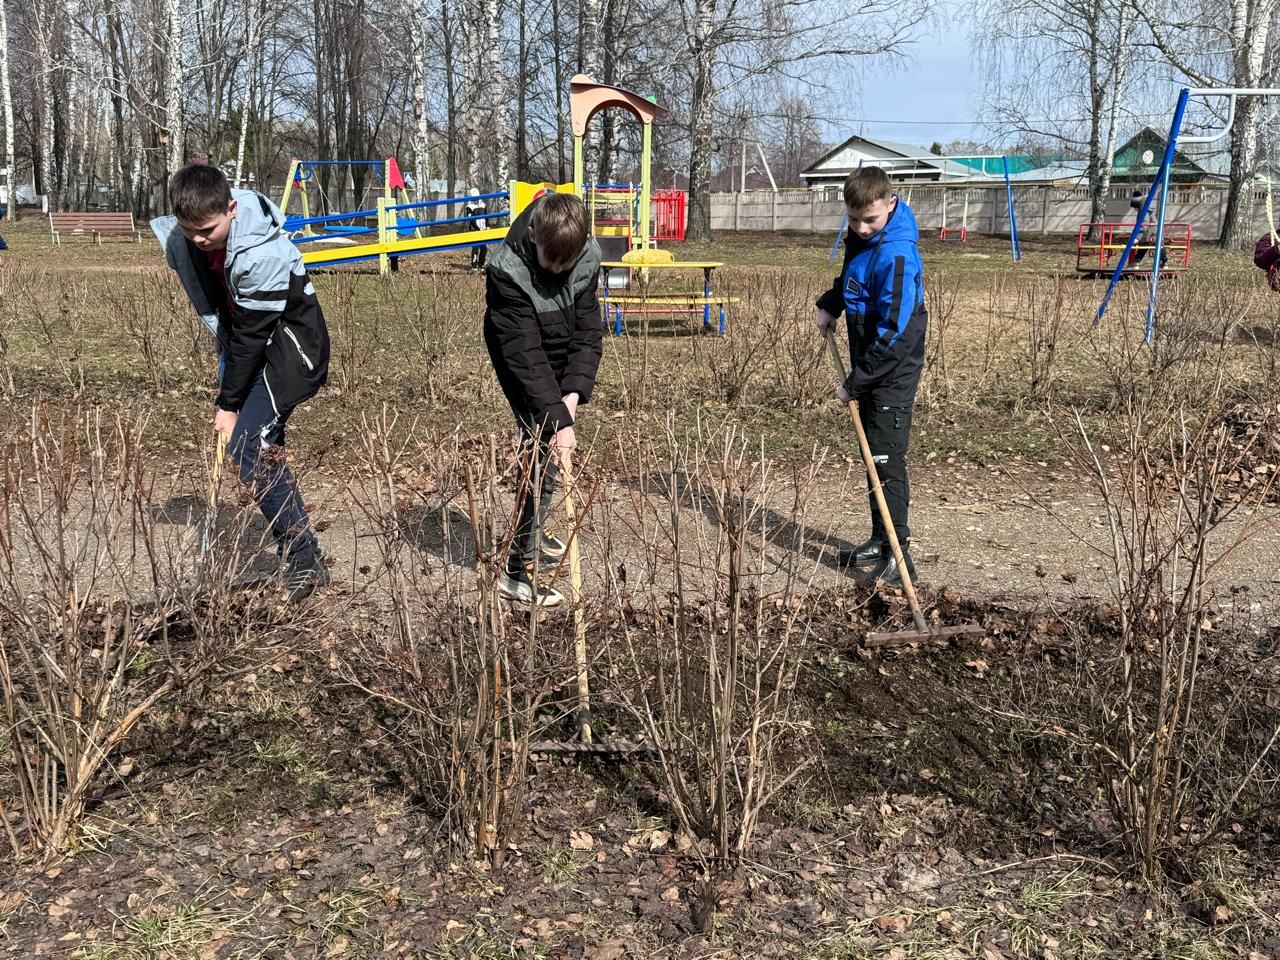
left=800, top=134, right=1073, bottom=189
left=799, top=135, right=981, bottom=189
left=1108, top=127, right=1214, bottom=184
left=802, top=127, right=1221, bottom=192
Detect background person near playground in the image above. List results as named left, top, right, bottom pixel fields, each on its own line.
left=464, top=188, right=489, bottom=271
left=483, top=191, right=602, bottom=607
left=814, top=166, right=928, bottom=587
left=151, top=163, right=332, bottom=601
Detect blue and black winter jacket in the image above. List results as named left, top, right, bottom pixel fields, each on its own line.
left=816, top=197, right=927, bottom=404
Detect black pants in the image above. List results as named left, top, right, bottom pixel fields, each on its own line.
left=471, top=243, right=488, bottom=269
left=510, top=413, right=559, bottom=568
left=858, top=396, right=913, bottom=548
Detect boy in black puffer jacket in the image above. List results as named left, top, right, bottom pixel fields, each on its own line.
left=484, top=191, right=602, bottom=606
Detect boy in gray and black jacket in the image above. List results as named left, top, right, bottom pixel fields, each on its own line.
left=152, top=163, right=331, bottom=601
left=484, top=191, right=602, bottom=606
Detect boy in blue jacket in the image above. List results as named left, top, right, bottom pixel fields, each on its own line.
left=815, top=166, right=927, bottom=585
left=152, top=163, right=331, bottom=601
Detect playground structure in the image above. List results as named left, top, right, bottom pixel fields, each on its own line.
left=291, top=179, right=562, bottom=274
left=280, top=158, right=418, bottom=243
left=828, top=155, right=1024, bottom=263
left=1094, top=86, right=1277, bottom=340
left=940, top=189, right=971, bottom=241
left=1076, top=221, right=1191, bottom=277
left=569, top=74, right=733, bottom=334
left=274, top=79, right=707, bottom=299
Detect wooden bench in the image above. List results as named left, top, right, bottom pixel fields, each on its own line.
left=50, top=211, right=141, bottom=243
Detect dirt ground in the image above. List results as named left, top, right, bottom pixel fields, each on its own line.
left=4, top=221, right=1280, bottom=959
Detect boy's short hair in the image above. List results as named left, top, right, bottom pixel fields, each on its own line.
left=530, top=192, right=589, bottom=264
left=170, top=163, right=233, bottom=222
left=843, top=167, right=893, bottom=210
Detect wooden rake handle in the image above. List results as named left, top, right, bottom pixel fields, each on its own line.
left=560, top=450, right=593, bottom=744
left=824, top=330, right=928, bottom=633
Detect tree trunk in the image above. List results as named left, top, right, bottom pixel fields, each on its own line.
left=516, top=0, right=527, bottom=178
left=551, top=0, right=566, bottom=183
left=1219, top=0, right=1275, bottom=249
left=442, top=0, right=457, bottom=217
left=32, top=0, right=55, bottom=207
left=104, top=0, right=133, bottom=210
left=1095, top=4, right=1130, bottom=232
left=579, top=0, right=602, bottom=185
left=1221, top=95, right=1262, bottom=249
left=463, top=1, right=483, bottom=188
left=234, top=0, right=260, bottom=187
left=484, top=0, right=509, bottom=184
left=165, top=0, right=186, bottom=188
left=595, top=0, right=618, bottom=184
left=685, top=0, right=715, bottom=241
left=0, top=0, right=14, bottom=220
left=409, top=0, right=431, bottom=195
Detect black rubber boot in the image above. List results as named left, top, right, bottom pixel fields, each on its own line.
left=837, top=537, right=884, bottom=569
left=857, top=548, right=917, bottom=587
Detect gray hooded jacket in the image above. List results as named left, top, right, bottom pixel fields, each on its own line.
left=152, top=189, right=329, bottom=414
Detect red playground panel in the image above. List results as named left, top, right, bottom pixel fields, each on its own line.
left=653, top=189, right=686, bottom=242
left=1076, top=221, right=1192, bottom=276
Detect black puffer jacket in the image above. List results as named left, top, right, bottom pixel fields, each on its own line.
left=483, top=198, right=602, bottom=433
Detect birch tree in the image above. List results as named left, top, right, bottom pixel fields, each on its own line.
left=682, top=0, right=930, bottom=241
left=234, top=0, right=262, bottom=186
left=0, top=0, right=14, bottom=220
left=485, top=0, right=510, bottom=183
left=165, top=0, right=186, bottom=184
left=977, top=0, right=1141, bottom=237
left=1139, top=0, right=1280, bottom=248
left=407, top=0, right=431, bottom=194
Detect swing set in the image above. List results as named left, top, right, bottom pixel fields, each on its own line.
left=1095, top=86, right=1280, bottom=341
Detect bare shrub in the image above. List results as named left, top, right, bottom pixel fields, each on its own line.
left=762, top=271, right=826, bottom=407
left=922, top=269, right=959, bottom=406
left=324, top=273, right=380, bottom=396
left=602, top=416, right=820, bottom=916
left=1017, top=276, right=1067, bottom=405
left=334, top=414, right=551, bottom=866
left=702, top=273, right=783, bottom=405
left=0, top=407, right=305, bottom=860
left=392, top=271, right=472, bottom=406
left=1057, top=392, right=1278, bottom=884
left=108, top=271, right=189, bottom=389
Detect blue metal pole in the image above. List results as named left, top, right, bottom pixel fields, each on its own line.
left=1145, top=135, right=1181, bottom=343
left=1003, top=156, right=1022, bottom=262
left=1095, top=87, right=1190, bottom=327
left=828, top=212, right=847, bottom=264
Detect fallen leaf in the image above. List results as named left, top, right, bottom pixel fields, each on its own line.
left=873, top=914, right=908, bottom=933
left=660, top=886, right=681, bottom=902
left=585, top=943, right=627, bottom=960
left=569, top=830, right=594, bottom=851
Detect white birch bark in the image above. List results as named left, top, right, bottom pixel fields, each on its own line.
left=0, top=0, right=14, bottom=219
left=234, top=0, right=260, bottom=186
left=484, top=0, right=509, bottom=184
left=463, top=3, right=483, bottom=188
left=408, top=0, right=431, bottom=193
left=165, top=0, right=186, bottom=176
left=32, top=0, right=55, bottom=207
